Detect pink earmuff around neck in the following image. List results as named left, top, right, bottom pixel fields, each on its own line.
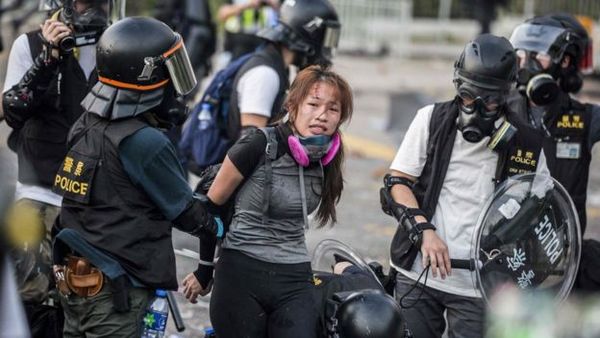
left=287, top=132, right=341, bottom=167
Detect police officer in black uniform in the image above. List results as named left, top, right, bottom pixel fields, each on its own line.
left=51, top=17, right=222, bottom=337
left=380, top=34, right=548, bottom=337
left=508, top=13, right=600, bottom=236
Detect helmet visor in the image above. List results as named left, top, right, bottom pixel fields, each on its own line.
left=510, top=23, right=567, bottom=62
left=321, top=22, right=341, bottom=59
left=163, top=34, right=197, bottom=96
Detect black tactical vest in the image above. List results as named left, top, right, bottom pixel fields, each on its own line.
left=414, top=99, right=544, bottom=219
left=55, top=112, right=177, bottom=289
left=508, top=91, right=592, bottom=233
left=227, top=43, right=289, bottom=140
left=16, top=31, right=98, bottom=188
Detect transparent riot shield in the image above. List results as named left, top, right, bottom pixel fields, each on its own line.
left=312, top=239, right=382, bottom=287
left=469, top=173, right=581, bottom=305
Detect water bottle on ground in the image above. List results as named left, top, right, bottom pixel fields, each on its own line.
left=198, top=103, right=212, bottom=130
left=141, top=289, right=169, bottom=338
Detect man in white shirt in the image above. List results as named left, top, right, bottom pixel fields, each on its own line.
left=381, top=34, right=549, bottom=337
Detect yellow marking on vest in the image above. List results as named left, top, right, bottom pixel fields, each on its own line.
left=63, top=156, right=74, bottom=173
left=54, top=174, right=89, bottom=196
left=557, top=115, right=584, bottom=129
left=510, top=148, right=537, bottom=167
left=74, top=161, right=85, bottom=176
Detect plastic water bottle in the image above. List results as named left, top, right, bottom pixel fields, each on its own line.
left=198, top=103, right=212, bottom=130
left=141, top=289, right=169, bottom=338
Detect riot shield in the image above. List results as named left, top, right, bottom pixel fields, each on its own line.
left=469, top=173, right=581, bottom=304
left=312, top=239, right=382, bottom=287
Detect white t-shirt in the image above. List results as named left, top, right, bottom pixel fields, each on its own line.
left=3, top=33, right=97, bottom=206
left=236, top=65, right=280, bottom=118
left=390, top=104, right=549, bottom=298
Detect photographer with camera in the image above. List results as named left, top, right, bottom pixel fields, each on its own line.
left=1, top=1, right=120, bottom=336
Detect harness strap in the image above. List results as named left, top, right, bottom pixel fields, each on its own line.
left=260, top=127, right=278, bottom=223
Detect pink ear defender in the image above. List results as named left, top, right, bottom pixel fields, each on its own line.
left=287, top=132, right=341, bottom=167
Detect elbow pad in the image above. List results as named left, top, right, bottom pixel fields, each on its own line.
left=380, top=174, right=435, bottom=244
left=3, top=51, right=58, bottom=127
left=173, top=194, right=224, bottom=238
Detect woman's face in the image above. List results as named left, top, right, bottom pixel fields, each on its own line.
left=293, top=82, right=341, bottom=137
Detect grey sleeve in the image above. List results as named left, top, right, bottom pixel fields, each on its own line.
left=588, top=104, right=600, bottom=150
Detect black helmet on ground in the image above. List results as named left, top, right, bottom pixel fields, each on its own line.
left=257, top=0, right=341, bottom=68
left=327, top=289, right=408, bottom=338
left=510, top=13, right=591, bottom=104
left=82, top=16, right=197, bottom=126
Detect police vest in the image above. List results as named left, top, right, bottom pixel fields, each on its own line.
left=15, top=31, right=98, bottom=188
left=55, top=112, right=177, bottom=289
left=227, top=43, right=289, bottom=140
left=508, top=91, right=592, bottom=233
left=414, top=99, right=544, bottom=220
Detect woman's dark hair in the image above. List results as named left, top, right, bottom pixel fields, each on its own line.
left=282, top=65, right=353, bottom=227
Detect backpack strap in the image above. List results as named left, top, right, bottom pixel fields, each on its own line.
left=259, top=127, right=278, bottom=223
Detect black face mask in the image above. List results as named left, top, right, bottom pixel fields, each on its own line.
left=154, top=84, right=189, bottom=129
left=516, top=51, right=560, bottom=106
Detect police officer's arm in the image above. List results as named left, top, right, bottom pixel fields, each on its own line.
left=388, top=170, right=451, bottom=279
left=2, top=19, right=70, bottom=129
left=587, top=104, right=600, bottom=150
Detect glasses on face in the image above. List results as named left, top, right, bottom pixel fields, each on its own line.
left=457, top=86, right=505, bottom=115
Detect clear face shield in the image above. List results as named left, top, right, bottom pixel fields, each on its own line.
left=162, top=34, right=198, bottom=96
left=320, top=21, right=341, bottom=61
left=510, top=23, right=568, bottom=64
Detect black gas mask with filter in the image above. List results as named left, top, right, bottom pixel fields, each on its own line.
left=456, top=83, right=517, bottom=149
left=510, top=15, right=592, bottom=106
left=454, top=34, right=519, bottom=149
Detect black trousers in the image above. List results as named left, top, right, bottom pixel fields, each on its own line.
left=210, top=249, right=318, bottom=338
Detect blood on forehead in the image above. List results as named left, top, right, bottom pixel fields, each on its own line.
left=309, top=81, right=340, bottom=104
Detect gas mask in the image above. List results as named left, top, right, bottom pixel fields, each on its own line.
left=58, top=1, right=109, bottom=51
left=153, top=84, right=189, bottom=129
left=516, top=50, right=561, bottom=106
left=456, top=84, right=516, bottom=150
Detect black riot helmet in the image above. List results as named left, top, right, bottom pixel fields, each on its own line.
left=96, top=16, right=196, bottom=96
left=510, top=13, right=591, bottom=102
left=328, top=290, right=408, bottom=338
left=454, top=34, right=517, bottom=92
left=258, top=0, right=341, bottom=68
left=82, top=17, right=196, bottom=125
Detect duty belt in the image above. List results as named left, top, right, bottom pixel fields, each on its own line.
left=55, top=255, right=104, bottom=297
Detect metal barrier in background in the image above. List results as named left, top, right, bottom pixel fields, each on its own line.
left=331, top=0, right=413, bottom=55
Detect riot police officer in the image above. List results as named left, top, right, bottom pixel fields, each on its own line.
left=508, top=13, right=600, bottom=236
left=2, top=1, right=117, bottom=335
left=51, top=17, right=221, bottom=337
left=381, top=34, right=549, bottom=337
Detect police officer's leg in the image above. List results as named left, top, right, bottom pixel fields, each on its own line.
left=395, top=273, right=446, bottom=338
left=445, top=293, right=485, bottom=338
left=61, top=282, right=153, bottom=338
